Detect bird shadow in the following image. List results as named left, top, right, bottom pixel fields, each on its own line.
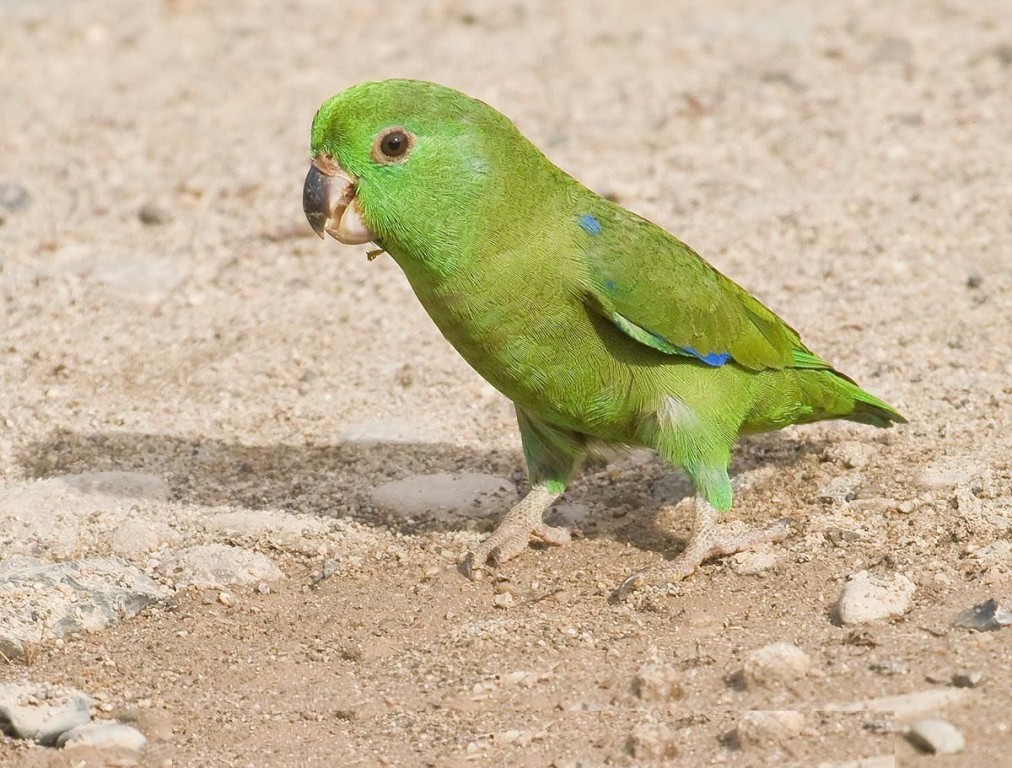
left=15, top=428, right=832, bottom=558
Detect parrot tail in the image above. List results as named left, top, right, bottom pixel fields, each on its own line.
left=802, top=368, right=907, bottom=429
left=744, top=368, right=906, bottom=433
left=841, top=380, right=907, bottom=428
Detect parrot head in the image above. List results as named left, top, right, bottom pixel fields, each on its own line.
left=303, top=79, right=534, bottom=257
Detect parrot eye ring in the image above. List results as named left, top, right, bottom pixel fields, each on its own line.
left=373, top=127, right=414, bottom=163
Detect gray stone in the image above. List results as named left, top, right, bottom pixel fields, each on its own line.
left=743, top=642, right=811, bottom=688
left=370, top=473, right=516, bottom=527
left=0, top=558, right=166, bottom=659
left=157, top=544, right=282, bottom=588
left=954, top=597, right=1012, bottom=631
left=0, top=683, right=93, bottom=745
left=836, top=571, right=915, bottom=624
left=0, top=182, right=30, bottom=211
left=57, top=720, right=147, bottom=750
left=906, top=718, right=965, bottom=754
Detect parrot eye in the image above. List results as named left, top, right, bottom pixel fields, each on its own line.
left=373, top=128, right=414, bottom=163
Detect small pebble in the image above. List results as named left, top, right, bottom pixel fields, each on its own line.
left=743, top=642, right=811, bottom=688
left=951, top=671, right=984, bottom=688
left=906, top=718, right=965, bottom=754
left=836, top=570, right=915, bottom=624
left=492, top=592, right=514, bottom=609
left=954, top=598, right=1012, bottom=631
left=631, top=662, right=684, bottom=702
left=626, top=722, right=678, bottom=760
left=869, top=660, right=908, bottom=676
left=736, top=710, right=805, bottom=749
left=138, top=202, right=173, bottom=225
left=57, top=720, right=147, bottom=751
left=0, top=683, right=94, bottom=745
left=0, top=182, right=30, bottom=211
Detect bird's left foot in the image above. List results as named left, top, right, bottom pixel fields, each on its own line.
left=616, top=516, right=794, bottom=599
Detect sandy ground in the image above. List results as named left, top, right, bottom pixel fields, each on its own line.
left=2, top=0, right=1011, bottom=765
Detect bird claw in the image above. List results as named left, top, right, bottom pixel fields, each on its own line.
left=613, top=516, right=796, bottom=599
left=461, top=521, right=575, bottom=581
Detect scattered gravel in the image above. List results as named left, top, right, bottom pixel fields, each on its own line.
left=156, top=544, right=283, bottom=589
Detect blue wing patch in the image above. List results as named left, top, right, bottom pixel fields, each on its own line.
left=681, top=346, right=731, bottom=367
left=578, top=213, right=602, bottom=236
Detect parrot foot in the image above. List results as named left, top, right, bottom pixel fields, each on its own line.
left=461, top=485, right=571, bottom=580
left=615, top=501, right=795, bottom=599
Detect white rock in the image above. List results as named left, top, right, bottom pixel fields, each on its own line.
left=109, top=520, right=181, bottom=557
left=836, top=570, right=915, bottom=624
left=743, top=642, right=811, bottom=688
left=631, top=662, right=684, bottom=702
left=57, top=720, right=147, bottom=750
left=0, top=683, right=93, bottom=744
left=204, top=510, right=330, bottom=555
left=0, top=558, right=166, bottom=659
left=731, top=547, right=779, bottom=575
left=736, top=710, right=805, bottom=749
left=626, top=722, right=679, bottom=760
left=157, top=544, right=282, bottom=588
left=370, top=473, right=516, bottom=527
left=906, top=718, right=965, bottom=754
left=0, top=472, right=169, bottom=559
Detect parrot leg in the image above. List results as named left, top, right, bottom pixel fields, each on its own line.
left=461, top=407, right=585, bottom=580
left=461, top=484, right=571, bottom=579
left=617, top=497, right=794, bottom=597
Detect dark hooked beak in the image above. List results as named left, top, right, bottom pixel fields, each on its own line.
left=302, top=156, right=373, bottom=244
left=303, top=164, right=332, bottom=239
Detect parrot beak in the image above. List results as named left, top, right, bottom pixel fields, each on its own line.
left=303, top=155, right=374, bottom=244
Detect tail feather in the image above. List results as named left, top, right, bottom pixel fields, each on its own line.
left=844, top=381, right=907, bottom=427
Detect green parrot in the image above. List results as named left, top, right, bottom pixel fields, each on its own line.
left=303, top=79, right=905, bottom=593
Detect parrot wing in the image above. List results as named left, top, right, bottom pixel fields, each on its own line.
left=580, top=209, right=829, bottom=373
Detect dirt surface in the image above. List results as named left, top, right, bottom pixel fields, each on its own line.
left=2, top=0, right=1011, bottom=765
